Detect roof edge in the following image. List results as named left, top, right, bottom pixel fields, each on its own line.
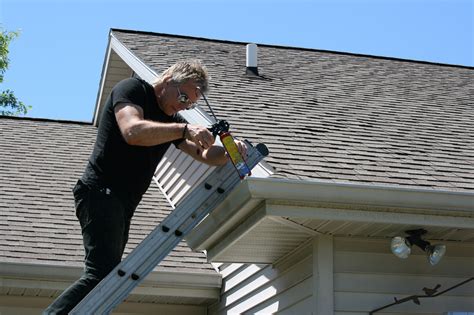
left=246, top=177, right=474, bottom=211
left=187, top=177, right=474, bottom=251
left=0, top=261, right=221, bottom=290
left=110, top=28, right=474, bottom=70
left=0, top=114, right=92, bottom=125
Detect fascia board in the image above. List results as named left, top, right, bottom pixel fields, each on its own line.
left=109, top=32, right=158, bottom=82
left=0, top=261, right=221, bottom=296
left=107, top=32, right=215, bottom=127
left=92, top=33, right=113, bottom=126
left=186, top=180, right=265, bottom=250
left=244, top=177, right=474, bottom=213
left=187, top=177, right=474, bottom=251
left=266, top=204, right=474, bottom=229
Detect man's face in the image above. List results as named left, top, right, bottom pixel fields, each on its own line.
left=161, top=80, right=200, bottom=115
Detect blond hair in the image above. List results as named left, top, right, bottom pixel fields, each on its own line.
left=155, top=59, right=209, bottom=93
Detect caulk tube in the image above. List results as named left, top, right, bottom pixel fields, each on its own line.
left=220, top=132, right=251, bottom=179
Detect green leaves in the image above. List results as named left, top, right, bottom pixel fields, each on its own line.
left=0, top=89, right=31, bottom=116
left=0, top=29, right=18, bottom=83
left=0, top=28, right=30, bottom=116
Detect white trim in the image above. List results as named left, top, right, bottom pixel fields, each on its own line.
left=187, top=177, right=474, bottom=253
left=206, top=204, right=267, bottom=261
left=93, top=37, right=113, bottom=126
left=0, top=261, right=221, bottom=298
left=266, top=204, right=474, bottom=229
left=267, top=216, right=320, bottom=236
left=314, top=235, right=334, bottom=314
left=243, top=177, right=474, bottom=213
left=109, top=33, right=158, bottom=83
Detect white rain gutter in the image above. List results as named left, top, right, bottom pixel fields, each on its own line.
left=187, top=177, right=474, bottom=251
left=0, top=261, right=221, bottom=299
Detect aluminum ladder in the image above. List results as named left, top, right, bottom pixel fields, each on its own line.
left=70, top=142, right=268, bottom=314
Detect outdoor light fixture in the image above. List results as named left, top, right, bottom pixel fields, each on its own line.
left=390, top=229, right=446, bottom=266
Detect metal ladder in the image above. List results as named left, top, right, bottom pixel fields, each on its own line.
left=70, top=142, right=268, bottom=314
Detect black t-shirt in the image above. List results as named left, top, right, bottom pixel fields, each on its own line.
left=81, top=77, right=186, bottom=203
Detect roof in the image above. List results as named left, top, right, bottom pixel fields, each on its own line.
left=0, top=116, right=215, bottom=275
left=111, top=28, right=474, bottom=192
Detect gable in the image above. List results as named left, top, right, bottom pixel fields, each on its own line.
left=106, top=29, right=474, bottom=192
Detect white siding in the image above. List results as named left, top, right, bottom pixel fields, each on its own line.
left=334, top=238, right=474, bottom=315
left=210, top=237, right=474, bottom=314
left=209, top=241, right=313, bottom=314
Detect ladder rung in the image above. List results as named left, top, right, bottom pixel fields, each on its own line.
left=70, top=142, right=267, bottom=314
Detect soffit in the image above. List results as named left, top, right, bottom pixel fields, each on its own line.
left=188, top=178, right=474, bottom=264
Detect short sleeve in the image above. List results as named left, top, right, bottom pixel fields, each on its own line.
left=110, top=78, right=146, bottom=110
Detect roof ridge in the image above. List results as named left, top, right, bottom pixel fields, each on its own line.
left=0, top=115, right=92, bottom=125
left=110, top=28, right=474, bottom=70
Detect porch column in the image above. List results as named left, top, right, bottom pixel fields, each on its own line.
left=313, top=234, right=334, bottom=314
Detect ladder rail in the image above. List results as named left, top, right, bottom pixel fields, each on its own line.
left=70, top=142, right=267, bottom=314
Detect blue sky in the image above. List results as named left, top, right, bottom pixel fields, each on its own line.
left=1, top=0, right=473, bottom=122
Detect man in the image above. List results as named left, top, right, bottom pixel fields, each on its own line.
left=44, top=60, right=246, bottom=314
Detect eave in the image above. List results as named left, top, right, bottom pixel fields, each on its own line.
left=186, top=177, right=474, bottom=263
left=0, top=261, right=221, bottom=304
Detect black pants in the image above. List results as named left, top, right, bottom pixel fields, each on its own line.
left=43, top=180, right=136, bottom=314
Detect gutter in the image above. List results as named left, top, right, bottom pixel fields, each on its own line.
left=0, top=261, right=221, bottom=299
left=187, top=177, right=474, bottom=251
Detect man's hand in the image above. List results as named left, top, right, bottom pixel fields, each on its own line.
left=233, top=139, right=248, bottom=159
left=185, top=124, right=215, bottom=150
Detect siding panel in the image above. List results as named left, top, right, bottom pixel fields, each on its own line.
left=210, top=255, right=312, bottom=314
left=334, top=238, right=474, bottom=314
left=210, top=237, right=473, bottom=314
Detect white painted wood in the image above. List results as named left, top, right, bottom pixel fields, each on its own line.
left=315, top=235, right=334, bottom=315
left=335, top=251, right=474, bottom=276
left=267, top=204, right=474, bottom=229
left=209, top=233, right=474, bottom=315
left=210, top=254, right=313, bottom=314
left=335, top=273, right=474, bottom=296
left=268, top=216, right=320, bottom=236
left=245, top=277, right=312, bottom=314
left=219, top=263, right=245, bottom=278
left=109, top=34, right=157, bottom=83
left=275, top=295, right=313, bottom=315
left=223, top=264, right=264, bottom=292
left=231, top=277, right=312, bottom=314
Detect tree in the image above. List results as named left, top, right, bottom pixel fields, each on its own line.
left=1, top=28, right=30, bottom=116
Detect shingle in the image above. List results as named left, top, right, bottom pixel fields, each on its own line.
left=111, top=29, right=474, bottom=192
left=0, top=117, right=215, bottom=274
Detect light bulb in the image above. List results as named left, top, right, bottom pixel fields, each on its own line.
left=391, top=236, right=411, bottom=259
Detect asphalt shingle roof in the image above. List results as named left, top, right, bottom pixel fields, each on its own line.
left=113, top=29, right=474, bottom=191
left=0, top=117, right=215, bottom=273
left=1, top=29, right=473, bottom=271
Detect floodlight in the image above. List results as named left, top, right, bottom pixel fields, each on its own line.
left=426, top=244, right=446, bottom=266
left=390, top=236, right=411, bottom=259
left=390, top=229, right=446, bottom=266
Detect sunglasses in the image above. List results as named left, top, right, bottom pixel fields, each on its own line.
left=176, top=86, right=197, bottom=110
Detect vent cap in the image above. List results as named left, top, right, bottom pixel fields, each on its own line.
left=246, top=43, right=258, bottom=76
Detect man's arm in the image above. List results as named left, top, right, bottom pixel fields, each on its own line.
left=114, top=103, right=213, bottom=147
left=115, top=102, right=247, bottom=166
left=177, top=137, right=248, bottom=167
left=177, top=140, right=228, bottom=166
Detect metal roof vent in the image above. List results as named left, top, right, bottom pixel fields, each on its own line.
left=246, top=43, right=258, bottom=76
